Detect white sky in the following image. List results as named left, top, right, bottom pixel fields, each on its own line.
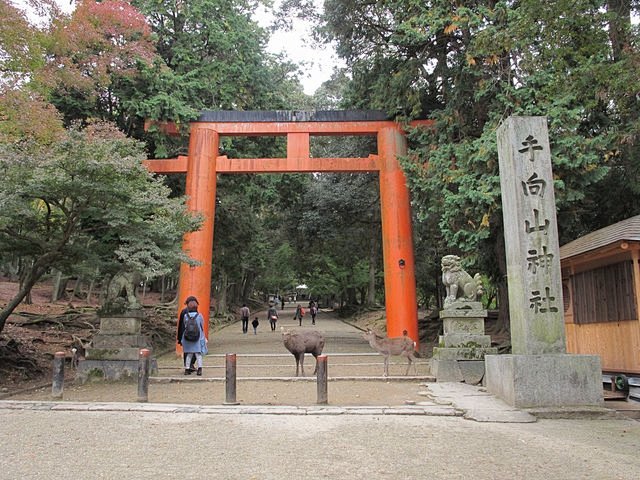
left=256, top=2, right=344, bottom=94
left=15, top=0, right=341, bottom=95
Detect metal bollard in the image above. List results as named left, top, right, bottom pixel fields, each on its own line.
left=51, top=351, right=65, bottom=399
left=316, top=355, right=328, bottom=404
left=137, top=348, right=151, bottom=403
left=224, top=353, right=239, bottom=405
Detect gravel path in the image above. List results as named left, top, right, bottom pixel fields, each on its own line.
left=0, top=409, right=639, bottom=479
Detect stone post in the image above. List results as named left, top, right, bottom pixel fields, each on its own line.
left=224, top=353, right=239, bottom=405
left=316, top=355, right=328, bottom=405
left=486, top=116, right=602, bottom=408
left=137, top=348, right=151, bottom=403
left=51, top=351, right=65, bottom=399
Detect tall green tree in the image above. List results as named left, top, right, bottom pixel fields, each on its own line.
left=317, top=0, right=640, bottom=325
left=0, top=122, right=200, bottom=333
left=130, top=0, right=309, bottom=156
left=37, top=0, right=158, bottom=129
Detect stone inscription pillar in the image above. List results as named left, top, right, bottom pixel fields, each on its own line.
left=485, top=116, right=602, bottom=408
left=497, top=116, right=566, bottom=354
left=177, top=125, right=219, bottom=342
left=377, top=126, right=419, bottom=344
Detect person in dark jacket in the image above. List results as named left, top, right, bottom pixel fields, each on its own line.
left=267, top=304, right=278, bottom=331
left=294, top=304, right=305, bottom=326
left=240, top=304, right=250, bottom=334
left=180, top=299, right=206, bottom=376
left=177, top=296, right=199, bottom=371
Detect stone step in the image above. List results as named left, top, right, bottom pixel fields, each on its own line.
left=432, top=346, right=498, bottom=360
left=98, top=317, right=142, bottom=335
left=438, top=334, right=492, bottom=348
left=92, top=334, right=149, bottom=348
left=85, top=347, right=144, bottom=361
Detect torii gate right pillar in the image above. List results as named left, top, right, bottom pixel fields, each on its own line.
left=378, top=126, right=419, bottom=344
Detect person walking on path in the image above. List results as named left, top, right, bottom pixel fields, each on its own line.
left=281, top=297, right=285, bottom=310
left=267, top=304, right=279, bottom=331
left=180, top=296, right=207, bottom=376
left=310, top=304, right=317, bottom=325
left=294, top=304, right=305, bottom=326
left=251, top=317, right=259, bottom=334
left=240, top=304, right=250, bottom=334
left=177, top=296, right=199, bottom=372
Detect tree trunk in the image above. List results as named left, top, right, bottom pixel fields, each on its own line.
left=70, top=276, right=82, bottom=300
left=86, top=267, right=100, bottom=305
left=86, top=278, right=95, bottom=305
left=215, top=271, right=229, bottom=316
left=346, top=286, right=357, bottom=305
left=51, top=270, right=63, bottom=302
left=607, top=0, right=631, bottom=62
left=367, top=222, right=379, bottom=306
left=18, top=268, right=33, bottom=305
left=242, top=270, right=255, bottom=303
left=160, top=275, right=166, bottom=303
left=359, top=287, right=366, bottom=305
left=0, top=260, right=50, bottom=334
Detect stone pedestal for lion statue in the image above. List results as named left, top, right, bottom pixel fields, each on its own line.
left=76, top=272, right=156, bottom=383
left=431, top=255, right=497, bottom=384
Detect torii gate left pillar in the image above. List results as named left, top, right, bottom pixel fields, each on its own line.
left=178, top=125, right=219, bottom=326
left=145, top=110, right=425, bottom=347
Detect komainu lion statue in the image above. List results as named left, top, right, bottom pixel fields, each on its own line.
left=102, top=270, right=142, bottom=313
left=441, top=255, right=483, bottom=306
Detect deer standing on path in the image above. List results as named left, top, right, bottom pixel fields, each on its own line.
left=362, top=329, right=417, bottom=376
left=281, top=328, right=325, bottom=376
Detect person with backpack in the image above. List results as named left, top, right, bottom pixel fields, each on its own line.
left=294, top=304, right=305, bottom=326
left=179, top=295, right=207, bottom=376
left=177, top=296, right=199, bottom=372
left=251, top=317, right=259, bottom=335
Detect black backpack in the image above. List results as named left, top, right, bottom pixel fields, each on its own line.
left=183, top=312, right=200, bottom=342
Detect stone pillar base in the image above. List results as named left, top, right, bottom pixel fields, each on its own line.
left=485, top=354, right=603, bottom=408
left=76, top=312, right=153, bottom=384
left=431, top=359, right=486, bottom=384
left=76, top=359, right=158, bottom=383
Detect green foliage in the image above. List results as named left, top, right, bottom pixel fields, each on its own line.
left=0, top=122, right=201, bottom=331
left=37, top=0, right=158, bottom=128
left=295, top=173, right=382, bottom=304
left=0, top=0, right=47, bottom=87
left=129, top=0, right=308, bottom=133
left=318, top=0, right=640, bottom=306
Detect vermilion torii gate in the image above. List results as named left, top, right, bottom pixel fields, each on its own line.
left=144, top=110, right=427, bottom=346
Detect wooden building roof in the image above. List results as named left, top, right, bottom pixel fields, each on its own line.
left=560, top=215, right=640, bottom=260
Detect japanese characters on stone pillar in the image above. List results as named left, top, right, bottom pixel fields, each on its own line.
left=497, top=116, right=566, bottom=355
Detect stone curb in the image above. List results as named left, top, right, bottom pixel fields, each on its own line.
left=0, top=400, right=461, bottom=417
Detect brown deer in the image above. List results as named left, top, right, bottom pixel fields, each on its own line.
left=362, top=329, right=417, bottom=376
left=281, top=328, right=325, bottom=376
